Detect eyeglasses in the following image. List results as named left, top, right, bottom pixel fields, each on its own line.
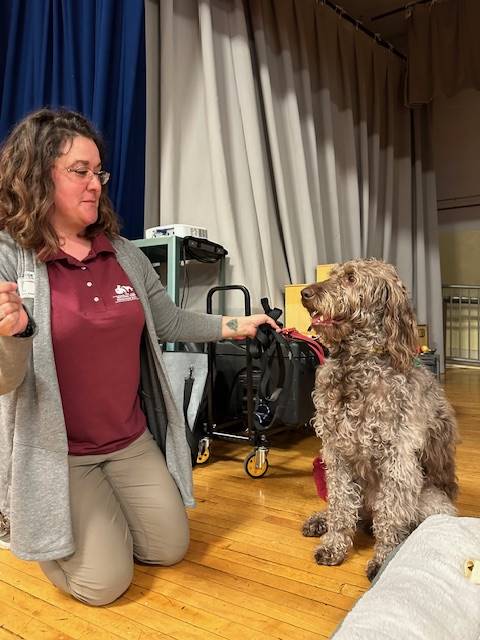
left=64, top=167, right=110, bottom=186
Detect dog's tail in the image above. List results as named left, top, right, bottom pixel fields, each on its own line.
left=420, top=398, right=458, bottom=501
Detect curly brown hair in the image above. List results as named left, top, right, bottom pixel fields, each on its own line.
left=0, top=108, right=120, bottom=260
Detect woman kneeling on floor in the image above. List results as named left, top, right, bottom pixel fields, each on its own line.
left=0, top=108, right=278, bottom=606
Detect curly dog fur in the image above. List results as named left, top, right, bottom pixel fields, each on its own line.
left=301, top=258, right=458, bottom=580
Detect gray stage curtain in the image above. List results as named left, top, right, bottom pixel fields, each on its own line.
left=144, top=0, right=444, bottom=365
left=144, top=0, right=290, bottom=314
left=406, top=0, right=480, bottom=106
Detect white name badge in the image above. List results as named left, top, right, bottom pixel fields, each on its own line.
left=18, top=271, right=35, bottom=299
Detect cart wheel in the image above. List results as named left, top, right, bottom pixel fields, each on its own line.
left=196, top=439, right=211, bottom=465
left=244, top=450, right=269, bottom=478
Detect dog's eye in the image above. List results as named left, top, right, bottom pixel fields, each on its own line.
left=347, top=273, right=356, bottom=284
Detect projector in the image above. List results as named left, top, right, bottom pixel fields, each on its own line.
left=145, top=224, right=208, bottom=239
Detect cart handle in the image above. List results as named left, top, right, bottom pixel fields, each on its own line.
left=206, top=285, right=251, bottom=315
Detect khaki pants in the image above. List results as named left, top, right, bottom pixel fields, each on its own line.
left=40, top=430, right=189, bottom=606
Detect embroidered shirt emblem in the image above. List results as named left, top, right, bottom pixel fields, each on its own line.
left=113, top=284, right=139, bottom=303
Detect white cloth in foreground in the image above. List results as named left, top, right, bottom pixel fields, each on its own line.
left=333, top=515, right=480, bottom=639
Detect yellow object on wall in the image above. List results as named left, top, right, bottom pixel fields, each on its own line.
left=284, top=284, right=313, bottom=334
left=315, top=264, right=335, bottom=282
left=284, top=264, right=335, bottom=334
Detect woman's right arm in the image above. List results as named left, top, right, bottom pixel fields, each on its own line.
left=0, top=281, right=33, bottom=395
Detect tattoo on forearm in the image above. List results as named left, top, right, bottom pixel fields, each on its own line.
left=226, top=318, right=238, bottom=332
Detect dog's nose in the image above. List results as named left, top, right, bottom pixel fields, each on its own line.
left=301, top=286, right=316, bottom=301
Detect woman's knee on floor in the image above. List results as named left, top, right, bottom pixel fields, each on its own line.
left=134, top=524, right=190, bottom=566
left=72, top=561, right=134, bottom=606
left=41, top=556, right=134, bottom=607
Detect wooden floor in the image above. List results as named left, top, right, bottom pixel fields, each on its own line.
left=1, top=367, right=479, bottom=640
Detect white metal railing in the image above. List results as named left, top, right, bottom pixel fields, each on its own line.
left=442, top=285, right=480, bottom=365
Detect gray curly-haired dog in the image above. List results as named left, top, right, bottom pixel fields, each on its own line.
left=301, top=258, right=458, bottom=581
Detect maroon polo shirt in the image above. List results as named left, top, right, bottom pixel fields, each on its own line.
left=47, top=234, right=147, bottom=455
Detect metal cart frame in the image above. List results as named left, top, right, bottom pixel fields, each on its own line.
left=196, top=285, right=304, bottom=477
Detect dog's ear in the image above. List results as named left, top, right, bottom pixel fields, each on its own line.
left=382, top=279, right=418, bottom=372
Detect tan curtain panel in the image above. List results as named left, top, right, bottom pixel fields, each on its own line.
left=406, top=0, right=480, bottom=106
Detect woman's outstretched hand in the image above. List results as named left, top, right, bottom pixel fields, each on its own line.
left=0, top=282, right=28, bottom=337
left=221, top=314, right=281, bottom=339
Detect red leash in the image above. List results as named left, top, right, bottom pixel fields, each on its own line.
left=279, top=328, right=327, bottom=500
left=280, top=328, right=325, bottom=365
left=313, top=456, right=328, bottom=500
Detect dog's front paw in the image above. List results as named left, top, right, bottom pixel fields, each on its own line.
left=302, top=511, right=328, bottom=537
left=313, top=542, right=346, bottom=566
left=366, top=557, right=382, bottom=581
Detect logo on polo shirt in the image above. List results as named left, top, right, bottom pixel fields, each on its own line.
left=114, top=284, right=139, bottom=303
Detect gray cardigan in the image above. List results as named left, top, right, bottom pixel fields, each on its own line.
left=0, top=231, right=222, bottom=561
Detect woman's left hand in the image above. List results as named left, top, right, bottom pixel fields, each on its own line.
left=221, top=314, right=281, bottom=339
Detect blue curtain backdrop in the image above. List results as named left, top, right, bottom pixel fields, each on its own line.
left=0, top=0, right=146, bottom=240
